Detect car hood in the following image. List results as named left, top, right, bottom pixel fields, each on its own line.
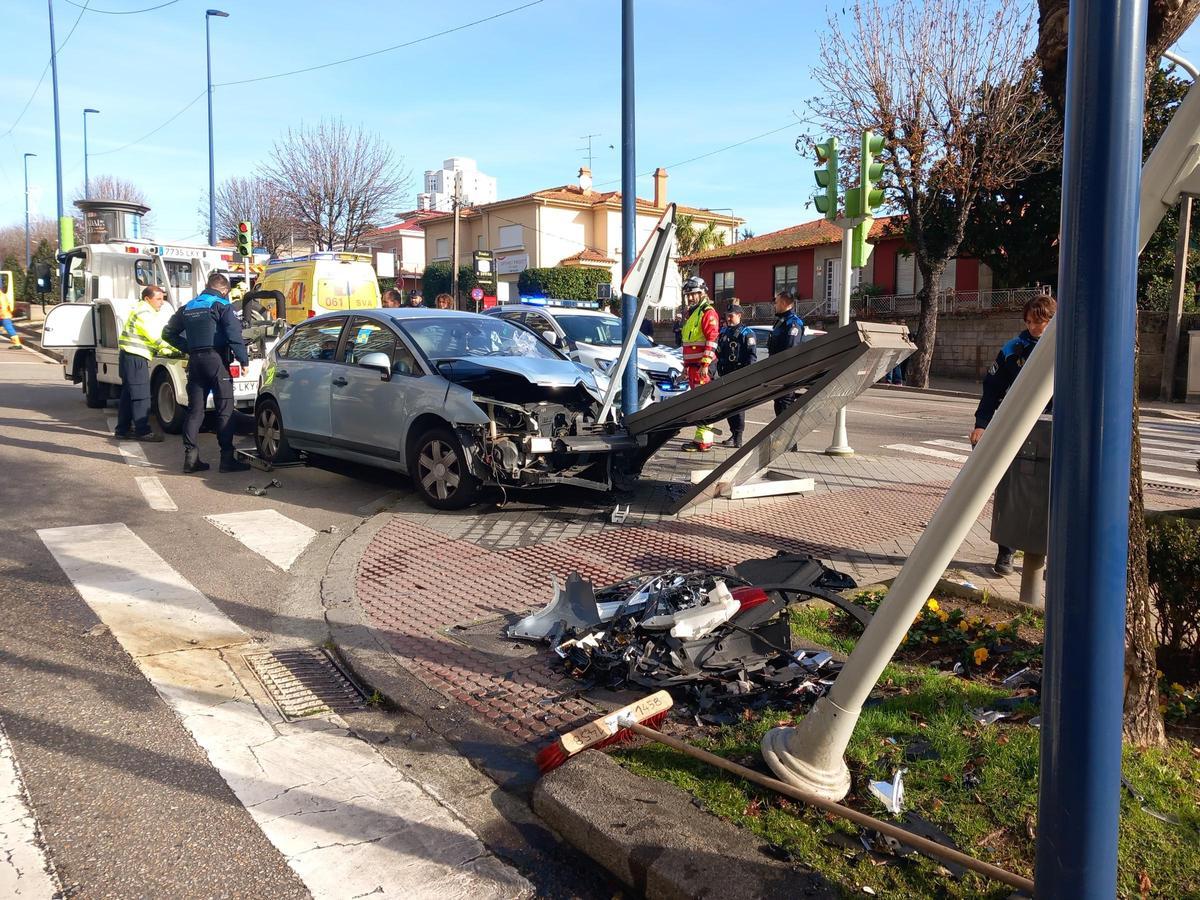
left=439, top=355, right=606, bottom=401
left=578, top=342, right=680, bottom=372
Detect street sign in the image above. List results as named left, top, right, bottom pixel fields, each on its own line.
left=470, top=287, right=484, bottom=301
left=597, top=282, right=612, bottom=301
left=473, top=250, right=496, bottom=288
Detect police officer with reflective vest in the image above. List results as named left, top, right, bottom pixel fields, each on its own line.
left=767, top=289, right=805, bottom=416
left=114, top=285, right=172, bottom=441
left=680, top=275, right=720, bottom=451
left=162, top=272, right=250, bottom=474
left=716, top=302, right=756, bottom=448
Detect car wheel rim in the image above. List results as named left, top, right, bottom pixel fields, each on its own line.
left=158, top=381, right=175, bottom=422
left=258, top=408, right=280, bottom=459
left=418, top=439, right=460, bottom=501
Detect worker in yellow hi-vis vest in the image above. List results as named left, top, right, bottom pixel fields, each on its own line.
left=115, top=285, right=172, bottom=441
left=0, top=270, right=20, bottom=349
left=680, top=276, right=720, bottom=451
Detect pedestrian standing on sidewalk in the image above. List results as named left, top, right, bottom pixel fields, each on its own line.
left=716, top=302, right=757, bottom=448
left=163, top=272, right=250, bottom=474
left=970, top=293, right=1057, bottom=575
left=0, top=274, right=21, bottom=350
left=435, top=292, right=454, bottom=310
left=382, top=289, right=403, bottom=308
left=114, top=285, right=171, bottom=442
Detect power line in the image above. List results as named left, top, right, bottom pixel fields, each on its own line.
left=594, top=120, right=800, bottom=188
left=61, top=0, right=181, bottom=13
left=215, top=0, right=546, bottom=87
left=88, top=89, right=205, bottom=157
left=0, top=1, right=90, bottom=139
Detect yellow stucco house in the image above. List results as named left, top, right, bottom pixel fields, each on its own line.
left=421, top=167, right=742, bottom=301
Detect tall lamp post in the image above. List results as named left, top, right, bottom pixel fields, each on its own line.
left=82, top=108, right=99, bottom=199
left=23, top=153, right=37, bottom=269
left=205, top=9, right=229, bottom=246
left=619, top=0, right=638, bottom=415
left=47, top=0, right=68, bottom=283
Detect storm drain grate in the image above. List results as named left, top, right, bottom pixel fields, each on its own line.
left=244, top=648, right=366, bottom=721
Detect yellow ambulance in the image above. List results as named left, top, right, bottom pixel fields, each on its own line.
left=256, top=252, right=381, bottom=324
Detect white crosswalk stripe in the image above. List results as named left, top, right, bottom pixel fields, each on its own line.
left=37, top=523, right=529, bottom=900
left=884, top=418, right=1200, bottom=491
left=0, top=721, right=60, bottom=899
left=205, top=509, right=316, bottom=571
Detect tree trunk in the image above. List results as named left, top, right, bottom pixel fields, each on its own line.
left=1124, top=331, right=1168, bottom=746
left=905, top=261, right=943, bottom=388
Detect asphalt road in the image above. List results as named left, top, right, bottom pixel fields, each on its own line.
left=0, top=345, right=612, bottom=898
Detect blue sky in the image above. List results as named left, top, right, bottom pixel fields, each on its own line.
left=4, top=0, right=1200, bottom=246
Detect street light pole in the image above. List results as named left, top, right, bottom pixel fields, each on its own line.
left=620, top=0, right=638, bottom=415
left=23, top=153, right=37, bottom=269
left=83, top=108, right=99, bottom=199
left=825, top=224, right=856, bottom=456
left=47, top=0, right=66, bottom=274
left=205, top=9, right=229, bottom=246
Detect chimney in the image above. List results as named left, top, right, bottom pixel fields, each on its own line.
left=578, top=166, right=593, bottom=193
left=653, top=167, right=668, bottom=208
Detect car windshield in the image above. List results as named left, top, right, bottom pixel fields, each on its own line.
left=403, top=316, right=561, bottom=362
left=556, top=313, right=652, bottom=348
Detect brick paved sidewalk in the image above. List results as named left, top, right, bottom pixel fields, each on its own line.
left=349, top=439, right=1044, bottom=744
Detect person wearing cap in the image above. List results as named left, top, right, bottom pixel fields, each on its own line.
left=715, top=301, right=757, bottom=448
left=680, top=275, right=720, bottom=451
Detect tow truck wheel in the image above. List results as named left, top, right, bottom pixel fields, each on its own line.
left=409, top=428, right=480, bottom=510
left=255, top=398, right=297, bottom=465
left=152, top=370, right=185, bottom=434
left=83, top=353, right=106, bottom=409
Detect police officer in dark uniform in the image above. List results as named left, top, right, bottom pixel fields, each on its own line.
left=163, top=272, right=250, bottom=474
left=716, top=302, right=757, bottom=448
left=767, top=290, right=805, bottom=416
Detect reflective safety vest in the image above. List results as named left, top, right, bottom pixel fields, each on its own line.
left=118, top=300, right=171, bottom=360
left=681, top=299, right=719, bottom=367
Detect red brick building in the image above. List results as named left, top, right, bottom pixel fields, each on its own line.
left=687, top=216, right=990, bottom=317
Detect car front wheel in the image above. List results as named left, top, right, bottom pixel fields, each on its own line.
left=409, top=428, right=480, bottom=510
left=255, top=398, right=297, bottom=465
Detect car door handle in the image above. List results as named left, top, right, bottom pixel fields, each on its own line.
left=332, top=376, right=349, bottom=387
left=276, top=368, right=289, bottom=378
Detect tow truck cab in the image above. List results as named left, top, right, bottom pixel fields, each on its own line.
left=41, top=199, right=278, bottom=432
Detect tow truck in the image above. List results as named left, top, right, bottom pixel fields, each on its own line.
left=41, top=200, right=285, bottom=432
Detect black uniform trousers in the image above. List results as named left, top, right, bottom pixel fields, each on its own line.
left=182, top=348, right=235, bottom=455
left=116, top=350, right=152, bottom=436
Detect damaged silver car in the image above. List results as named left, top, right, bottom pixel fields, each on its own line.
left=254, top=309, right=640, bottom=509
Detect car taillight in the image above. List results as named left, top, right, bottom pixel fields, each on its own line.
left=229, top=363, right=241, bottom=377
left=730, top=586, right=770, bottom=613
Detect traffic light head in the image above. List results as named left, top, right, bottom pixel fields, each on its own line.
left=851, top=216, right=875, bottom=269
left=860, top=131, right=885, bottom=213
left=813, top=137, right=838, bottom=220
left=236, top=220, right=253, bottom=257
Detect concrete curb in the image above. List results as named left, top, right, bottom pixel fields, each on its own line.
left=533, top=751, right=836, bottom=900
left=869, top=382, right=977, bottom=400
left=321, top=512, right=838, bottom=899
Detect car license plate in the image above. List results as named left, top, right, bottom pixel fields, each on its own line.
left=234, top=379, right=257, bottom=398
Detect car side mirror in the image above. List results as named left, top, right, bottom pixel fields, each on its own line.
left=358, top=351, right=392, bottom=381
left=541, top=330, right=559, bottom=347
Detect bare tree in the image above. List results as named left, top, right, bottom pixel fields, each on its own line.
left=260, top=118, right=410, bottom=251
left=74, top=174, right=148, bottom=205
left=210, top=176, right=293, bottom=257
left=806, top=0, right=1058, bottom=386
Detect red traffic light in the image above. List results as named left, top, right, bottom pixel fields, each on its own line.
left=238, top=222, right=250, bottom=233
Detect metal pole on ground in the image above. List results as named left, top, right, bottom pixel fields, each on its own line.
left=620, top=0, right=639, bottom=415
left=1036, top=0, right=1147, bottom=894
left=825, top=225, right=855, bottom=456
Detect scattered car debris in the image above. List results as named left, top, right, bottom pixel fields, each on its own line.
left=1001, top=667, right=1041, bottom=689
left=320, top=525, right=340, bottom=534
left=1122, top=776, right=1187, bottom=827
left=610, top=504, right=631, bottom=524
left=514, top=553, right=859, bottom=716
left=246, top=478, right=282, bottom=497
left=970, top=707, right=1008, bottom=726
left=869, top=768, right=907, bottom=815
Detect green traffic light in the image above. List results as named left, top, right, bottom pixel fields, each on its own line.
left=860, top=130, right=885, bottom=215
left=814, top=136, right=838, bottom=222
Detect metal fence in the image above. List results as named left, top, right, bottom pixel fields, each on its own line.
left=848, top=286, right=1052, bottom=319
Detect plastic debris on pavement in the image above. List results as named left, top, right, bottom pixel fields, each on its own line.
left=513, top=552, right=860, bottom=720
left=246, top=478, right=282, bottom=497
left=868, top=768, right=907, bottom=815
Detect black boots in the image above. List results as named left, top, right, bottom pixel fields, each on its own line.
left=183, top=450, right=210, bottom=473
left=994, top=547, right=1016, bottom=576
left=219, top=453, right=251, bottom=473
left=720, top=434, right=743, bottom=449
